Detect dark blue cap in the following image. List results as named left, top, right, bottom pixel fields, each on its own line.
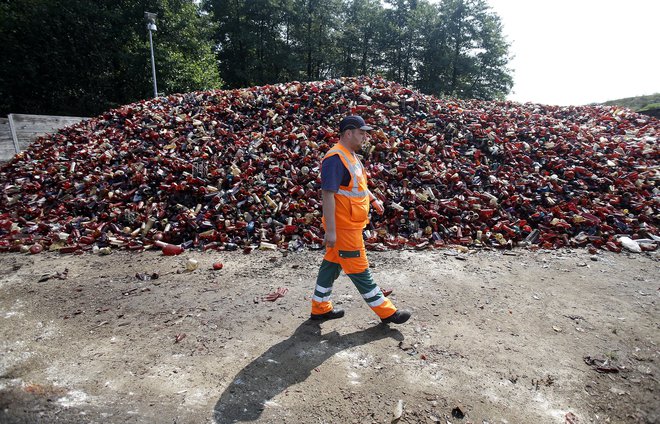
left=339, top=115, right=373, bottom=132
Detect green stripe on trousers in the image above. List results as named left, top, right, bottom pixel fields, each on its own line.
left=314, top=259, right=384, bottom=304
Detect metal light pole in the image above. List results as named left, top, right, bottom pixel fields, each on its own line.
left=145, top=12, right=158, bottom=98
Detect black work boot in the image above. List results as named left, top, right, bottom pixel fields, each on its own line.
left=380, top=310, right=411, bottom=324
left=310, top=308, right=345, bottom=321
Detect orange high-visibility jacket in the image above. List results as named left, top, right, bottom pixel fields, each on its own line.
left=321, top=143, right=370, bottom=230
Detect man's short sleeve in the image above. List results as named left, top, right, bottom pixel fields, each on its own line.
left=321, top=155, right=351, bottom=192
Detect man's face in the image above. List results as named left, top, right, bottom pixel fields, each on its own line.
left=346, top=129, right=369, bottom=152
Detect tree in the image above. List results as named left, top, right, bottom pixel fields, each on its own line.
left=465, top=3, right=513, bottom=99
left=203, top=0, right=281, bottom=87
left=287, top=0, right=341, bottom=81
left=154, top=0, right=223, bottom=94
left=421, top=0, right=512, bottom=99
left=337, top=0, right=383, bottom=77
left=0, top=0, right=221, bottom=117
left=205, top=0, right=346, bottom=86
left=378, top=0, right=416, bottom=85
left=203, top=0, right=512, bottom=99
left=415, top=2, right=447, bottom=95
left=0, top=0, right=514, bottom=116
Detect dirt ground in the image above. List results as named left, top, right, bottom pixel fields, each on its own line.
left=0, top=246, right=658, bottom=424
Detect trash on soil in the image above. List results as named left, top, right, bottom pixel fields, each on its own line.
left=263, top=287, right=288, bottom=302
left=185, top=258, right=199, bottom=271
left=135, top=272, right=159, bottom=281
left=583, top=355, right=620, bottom=373
left=609, top=386, right=628, bottom=396
left=392, top=399, right=403, bottom=423
left=565, top=411, right=579, bottom=424
left=38, top=268, right=69, bottom=282
left=618, top=236, right=642, bottom=253
left=398, top=341, right=417, bottom=355
left=451, top=406, right=465, bottom=419
left=162, top=244, right=184, bottom=256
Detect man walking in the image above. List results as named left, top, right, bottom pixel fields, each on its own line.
left=310, top=115, right=411, bottom=325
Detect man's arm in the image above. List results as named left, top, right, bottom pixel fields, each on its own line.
left=367, top=190, right=384, bottom=215
left=322, top=190, right=337, bottom=247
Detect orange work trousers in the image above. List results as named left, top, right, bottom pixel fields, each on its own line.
left=311, top=228, right=397, bottom=319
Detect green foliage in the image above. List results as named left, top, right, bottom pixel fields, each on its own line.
left=203, top=0, right=285, bottom=87
left=416, top=0, right=512, bottom=99
left=155, top=0, right=223, bottom=94
left=0, top=0, right=222, bottom=117
left=601, top=94, right=660, bottom=112
left=638, top=102, right=660, bottom=112
left=203, top=0, right=513, bottom=100
left=336, top=0, right=384, bottom=77
left=1, top=0, right=512, bottom=116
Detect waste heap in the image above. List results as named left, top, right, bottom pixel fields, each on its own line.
left=0, top=76, right=658, bottom=254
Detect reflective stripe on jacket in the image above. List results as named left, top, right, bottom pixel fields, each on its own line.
left=321, top=143, right=370, bottom=230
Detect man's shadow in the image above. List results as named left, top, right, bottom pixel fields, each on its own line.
left=212, top=320, right=404, bottom=423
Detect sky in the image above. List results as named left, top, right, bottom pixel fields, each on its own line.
left=485, top=0, right=660, bottom=106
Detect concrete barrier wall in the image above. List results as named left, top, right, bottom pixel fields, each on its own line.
left=0, top=118, right=14, bottom=163
left=0, top=114, right=88, bottom=163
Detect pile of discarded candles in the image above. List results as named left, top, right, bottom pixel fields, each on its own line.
left=0, top=76, right=658, bottom=254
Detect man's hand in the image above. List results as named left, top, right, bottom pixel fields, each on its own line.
left=323, top=231, right=336, bottom=248
left=371, top=199, right=384, bottom=215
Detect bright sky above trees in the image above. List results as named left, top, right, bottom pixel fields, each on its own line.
left=487, top=0, right=660, bottom=105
